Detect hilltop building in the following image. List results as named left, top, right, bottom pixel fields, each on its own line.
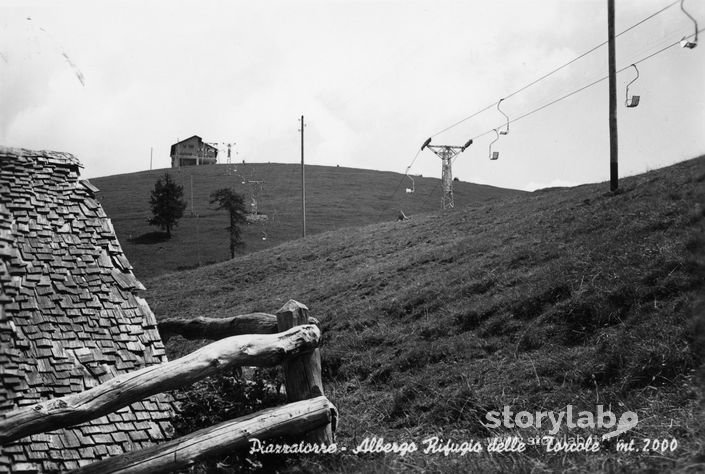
left=0, top=147, right=174, bottom=472
left=170, top=135, right=218, bottom=168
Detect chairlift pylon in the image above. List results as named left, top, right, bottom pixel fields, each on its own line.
left=489, top=129, right=500, bottom=160
left=404, top=165, right=415, bottom=193
left=420, top=137, right=472, bottom=210
left=680, top=0, right=698, bottom=49
left=625, top=64, right=640, bottom=108
left=497, top=98, right=510, bottom=135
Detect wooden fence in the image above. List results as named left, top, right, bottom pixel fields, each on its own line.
left=0, top=300, right=336, bottom=473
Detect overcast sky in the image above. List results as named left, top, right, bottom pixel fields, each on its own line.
left=1, top=0, right=703, bottom=190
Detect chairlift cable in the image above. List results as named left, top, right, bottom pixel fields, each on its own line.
left=392, top=5, right=697, bottom=215
left=500, top=0, right=680, bottom=103
left=622, top=27, right=691, bottom=63
left=428, top=25, right=702, bottom=205
left=461, top=27, right=702, bottom=147
left=429, top=0, right=681, bottom=139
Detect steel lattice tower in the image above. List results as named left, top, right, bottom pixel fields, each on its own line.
left=421, top=137, right=473, bottom=209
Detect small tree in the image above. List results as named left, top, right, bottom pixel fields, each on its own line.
left=210, top=188, right=247, bottom=259
left=148, top=173, right=187, bottom=238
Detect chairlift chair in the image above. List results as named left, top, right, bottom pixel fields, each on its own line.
left=625, top=64, right=640, bottom=108
left=405, top=174, right=415, bottom=194
left=489, top=129, right=500, bottom=160
left=680, top=0, right=698, bottom=49
left=497, top=98, right=510, bottom=135
left=680, top=38, right=697, bottom=49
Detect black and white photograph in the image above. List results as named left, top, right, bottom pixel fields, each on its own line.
left=1, top=0, right=704, bottom=472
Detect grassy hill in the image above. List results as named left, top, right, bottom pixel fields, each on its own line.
left=133, top=158, right=704, bottom=472
left=91, top=163, right=522, bottom=279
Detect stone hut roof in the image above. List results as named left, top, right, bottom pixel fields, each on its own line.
left=0, top=147, right=173, bottom=472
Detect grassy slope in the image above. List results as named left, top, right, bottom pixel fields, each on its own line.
left=91, top=163, right=521, bottom=280
left=144, top=157, right=705, bottom=473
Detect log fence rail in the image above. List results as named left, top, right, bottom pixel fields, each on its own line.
left=0, top=299, right=335, bottom=473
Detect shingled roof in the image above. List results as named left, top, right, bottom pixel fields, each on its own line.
left=0, top=147, right=174, bottom=472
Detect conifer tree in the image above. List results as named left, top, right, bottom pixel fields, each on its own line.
left=210, top=188, right=247, bottom=258
left=148, top=173, right=187, bottom=238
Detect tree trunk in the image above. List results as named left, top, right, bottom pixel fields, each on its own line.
left=229, top=213, right=235, bottom=258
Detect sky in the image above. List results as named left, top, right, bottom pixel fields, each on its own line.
left=1, top=0, right=703, bottom=191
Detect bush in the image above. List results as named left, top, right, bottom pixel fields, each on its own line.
left=171, top=367, right=287, bottom=472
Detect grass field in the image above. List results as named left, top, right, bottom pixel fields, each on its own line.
left=91, top=163, right=522, bottom=280
left=101, top=157, right=704, bottom=473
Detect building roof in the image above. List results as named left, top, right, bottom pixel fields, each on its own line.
left=0, top=147, right=174, bottom=472
left=170, top=136, right=218, bottom=158
left=172, top=135, right=202, bottom=146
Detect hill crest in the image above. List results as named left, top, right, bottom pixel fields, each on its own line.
left=91, top=163, right=524, bottom=279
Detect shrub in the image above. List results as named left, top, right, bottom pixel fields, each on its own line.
left=171, top=368, right=287, bottom=472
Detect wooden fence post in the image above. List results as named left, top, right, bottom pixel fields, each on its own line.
left=276, top=300, right=333, bottom=444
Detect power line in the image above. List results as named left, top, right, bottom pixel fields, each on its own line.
left=428, top=0, right=680, bottom=139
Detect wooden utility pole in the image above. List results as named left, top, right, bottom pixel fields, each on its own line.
left=190, top=174, right=194, bottom=217
left=150, top=147, right=153, bottom=170
left=300, top=115, right=306, bottom=238
left=608, top=0, right=618, bottom=191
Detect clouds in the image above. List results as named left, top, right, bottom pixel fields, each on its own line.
left=0, top=0, right=703, bottom=190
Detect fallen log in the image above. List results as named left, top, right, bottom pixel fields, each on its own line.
left=74, top=396, right=337, bottom=474
left=0, top=325, right=320, bottom=445
left=158, top=312, right=319, bottom=341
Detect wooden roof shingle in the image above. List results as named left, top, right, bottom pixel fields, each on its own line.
left=0, top=147, right=174, bottom=473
